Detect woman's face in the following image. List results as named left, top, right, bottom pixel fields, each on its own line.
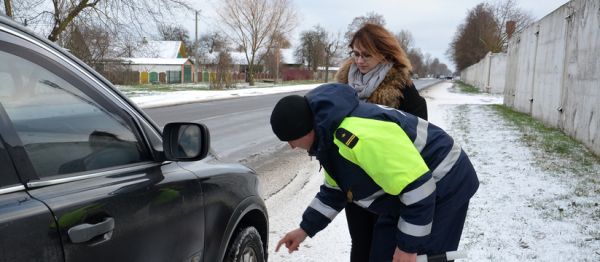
left=351, top=44, right=383, bottom=74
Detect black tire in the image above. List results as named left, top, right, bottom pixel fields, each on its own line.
left=225, top=226, right=265, bottom=262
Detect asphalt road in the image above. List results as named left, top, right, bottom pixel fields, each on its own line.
left=143, top=79, right=441, bottom=165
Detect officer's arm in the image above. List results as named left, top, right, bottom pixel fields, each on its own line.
left=299, top=170, right=347, bottom=237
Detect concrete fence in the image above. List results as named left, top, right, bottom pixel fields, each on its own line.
left=461, top=52, right=507, bottom=94
left=461, top=0, right=600, bottom=156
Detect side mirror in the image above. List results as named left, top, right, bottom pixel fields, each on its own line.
left=162, top=122, right=210, bottom=161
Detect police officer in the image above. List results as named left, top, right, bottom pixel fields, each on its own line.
left=271, top=83, right=479, bottom=262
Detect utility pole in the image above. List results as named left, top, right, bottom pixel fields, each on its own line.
left=194, top=9, right=200, bottom=82
left=275, top=43, right=279, bottom=84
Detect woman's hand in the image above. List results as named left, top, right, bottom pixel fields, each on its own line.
left=275, top=228, right=308, bottom=254
left=393, top=247, right=417, bottom=262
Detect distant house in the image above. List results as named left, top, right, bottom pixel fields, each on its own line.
left=119, top=40, right=195, bottom=84
left=317, top=66, right=340, bottom=81
left=196, top=48, right=304, bottom=82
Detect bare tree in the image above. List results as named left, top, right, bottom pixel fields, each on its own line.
left=407, top=48, right=425, bottom=78
left=489, top=0, right=534, bottom=50
left=217, top=0, right=297, bottom=86
left=262, top=31, right=290, bottom=83
left=158, top=23, right=196, bottom=58
left=7, top=0, right=190, bottom=42
left=344, top=12, right=386, bottom=44
left=3, top=0, right=46, bottom=26
left=3, top=0, right=13, bottom=17
left=159, top=24, right=190, bottom=43
left=448, top=3, right=498, bottom=71
left=64, top=22, right=112, bottom=67
left=200, top=31, right=229, bottom=54
left=448, top=0, right=534, bottom=71
left=395, top=30, right=414, bottom=52
left=323, top=31, right=341, bottom=83
left=211, top=51, right=235, bottom=90
left=295, top=25, right=327, bottom=73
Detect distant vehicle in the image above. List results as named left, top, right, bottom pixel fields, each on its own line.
left=0, top=16, right=268, bottom=262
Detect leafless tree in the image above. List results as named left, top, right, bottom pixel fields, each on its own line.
left=323, top=31, right=341, bottom=83
left=489, top=0, right=534, bottom=50
left=344, top=12, right=386, bottom=45
left=210, top=51, right=235, bottom=90
left=64, top=22, right=112, bottom=67
left=3, top=0, right=13, bottom=17
left=395, top=30, right=414, bottom=52
left=217, top=0, right=298, bottom=86
left=295, top=25, right=327, bottom=73
left=200, top=31, right=229, bottom=54
left=2, top=0, right=45, bottom=25
left=427, top=58, right=450, bottom=77
left=6, top=0, right=191, bottom=42
left=407, top=48, right=425, bottom=78
left=262, top=31, right=290, bottom=83
left=448, top=0, right=534, bottom=71
left=448, top=3, right=498, bottom=71
left=159, top=23, right=196, bottom=57
left=159, top=24, right=190, bottom=43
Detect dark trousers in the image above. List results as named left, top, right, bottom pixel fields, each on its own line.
left=346, top=201, right=470, bottom=262
left=345, top=202, right=378, bottom=262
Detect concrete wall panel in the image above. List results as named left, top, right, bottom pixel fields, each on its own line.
left=561, top=0, right=600, bottom=154
left=530, top=6, right=570, bottom=127
left=461, top=52, right=507, bottom=94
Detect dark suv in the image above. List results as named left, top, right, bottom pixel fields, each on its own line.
left=0, top=16, right=268, bottom=262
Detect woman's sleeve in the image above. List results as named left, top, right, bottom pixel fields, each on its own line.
left=399, top=83, right=428, bottom=120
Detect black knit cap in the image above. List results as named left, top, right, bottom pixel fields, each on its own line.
left=270, top=95, right=313, bottom=141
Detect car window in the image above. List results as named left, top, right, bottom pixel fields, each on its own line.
left=0, top=140, right=20, bottom=187
left=0, top=49, right=151, bottom=178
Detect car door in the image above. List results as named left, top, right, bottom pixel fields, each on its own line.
left=0, top=26, right=206, bottom=261
left=0, top=127, right=63, bottom=261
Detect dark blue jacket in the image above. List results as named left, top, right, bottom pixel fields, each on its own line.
left=299, top=83, right=479, bottom=253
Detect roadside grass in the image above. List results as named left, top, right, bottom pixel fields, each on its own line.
left=490, top=104, right=600, bottom=194
left=482, top=103, right=599, bottom=233
left=454, top=81, right=481, bottom=93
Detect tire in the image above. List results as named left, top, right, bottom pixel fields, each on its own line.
left=225, top=226, right=265, bottom=262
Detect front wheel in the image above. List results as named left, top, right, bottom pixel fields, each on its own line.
left=225, top=226, right=265, bottom=262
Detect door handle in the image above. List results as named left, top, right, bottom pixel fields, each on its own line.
left=68, top=217, right=115, bottom=244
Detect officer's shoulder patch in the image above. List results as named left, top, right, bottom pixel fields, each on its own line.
left=335, top=128, right=359, bottom=148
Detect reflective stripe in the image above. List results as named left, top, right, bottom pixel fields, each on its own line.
left=354, top=189, right=385, bottom=208
left=432, top=142, right=462, bottom=182
left=323, top=180, right=341, bottom=191
left=413, top=118, right=428, bottom=152
left=309, top=198, right=339, bottom=220
left=376, top=104, right=408, bottom=116
left=400, top=178, right=436, bottom=205
left=397, top=218, right=432, bottom=237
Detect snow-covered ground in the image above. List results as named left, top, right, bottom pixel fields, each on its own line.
left=262, top=82, right=600, bottom=261
left=127, top=83, right=321, bottom=108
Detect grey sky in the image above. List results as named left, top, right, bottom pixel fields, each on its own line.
left=181, top=0, right=570, bottom=72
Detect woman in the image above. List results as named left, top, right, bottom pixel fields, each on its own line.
left=335, top=23, right=428, bottom=262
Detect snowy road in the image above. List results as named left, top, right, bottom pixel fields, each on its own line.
left=260, top=82, right=600, bottom=261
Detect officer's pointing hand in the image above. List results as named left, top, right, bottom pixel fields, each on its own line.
left=275, top=228, right=308, bottom=254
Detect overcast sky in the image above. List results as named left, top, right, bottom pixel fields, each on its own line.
left=181, top=0, right=569, bottom=72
